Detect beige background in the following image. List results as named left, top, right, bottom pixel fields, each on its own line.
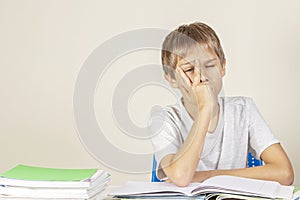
left=0, top=0, right=300, bottom=185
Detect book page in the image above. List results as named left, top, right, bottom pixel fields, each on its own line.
left=109, top=181, right=199, bottom=197
left=201, top=175, right=293, bottom=199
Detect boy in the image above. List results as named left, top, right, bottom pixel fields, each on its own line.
left=149, top=22, right=294, bottom=186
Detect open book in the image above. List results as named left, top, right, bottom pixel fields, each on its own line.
left=109, top=175, right=294, bottom=199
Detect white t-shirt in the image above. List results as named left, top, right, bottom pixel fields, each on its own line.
left=148, top=96, right=279, bottom=180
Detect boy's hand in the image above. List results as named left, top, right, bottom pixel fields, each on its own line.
left=175, top=64, right=218, bottom=117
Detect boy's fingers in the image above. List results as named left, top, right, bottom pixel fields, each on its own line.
left=176, top=67, right=192, bottom=88
left=174, top=69, right=191, bottom=97
left=176, top=76, right=190, bottom=96
left=193, top=66, right=201, bottom=85
left=179, top=84, right=189, bottom=98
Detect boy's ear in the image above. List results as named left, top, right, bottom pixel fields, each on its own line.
left=164, top=73, right=179, bottom=88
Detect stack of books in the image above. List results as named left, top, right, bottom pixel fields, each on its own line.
left=0, top=164, right=110, bottom=199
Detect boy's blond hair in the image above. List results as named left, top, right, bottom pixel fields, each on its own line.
left=161, top=22, right=225, bottom=77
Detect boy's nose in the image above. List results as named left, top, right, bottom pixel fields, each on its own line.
left=194, top=60, right=208, bottom=83
left=199, top=72, right=208, bottom=83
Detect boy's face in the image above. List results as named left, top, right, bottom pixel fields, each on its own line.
left=166, top=45, right=226, bottom=97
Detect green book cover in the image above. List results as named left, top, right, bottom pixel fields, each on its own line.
left=0, top=164, right=97, bottom=181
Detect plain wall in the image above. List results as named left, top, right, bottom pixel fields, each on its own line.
left=0, top=0, right=299, bottom=185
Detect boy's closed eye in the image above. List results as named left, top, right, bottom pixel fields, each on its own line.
left=206, top=64, right=215, bottom=68
left=183, top=66, right=194, bottom=73
left=182, top=64, right=215, bottom=73
left=180, top=62, right=196, bottom=73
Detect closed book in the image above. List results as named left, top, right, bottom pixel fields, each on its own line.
left=0, top=164, right=111, bottom=199
left=0, top=181, right=108, bottom=199
left=0, top=164, right=110, bottom=188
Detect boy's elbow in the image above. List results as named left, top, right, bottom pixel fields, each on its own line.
left=171, top=173, right=191, bottom=187
left=279, top=168, right=294, bottom=186
left=281, top=169, right=294, bottom=185
left=167, top=168, right=193, bottom=187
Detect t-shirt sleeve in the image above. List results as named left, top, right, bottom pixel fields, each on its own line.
left=247, top=98, right=279, bottom=159
left=147, top=106, right=182, bottom=180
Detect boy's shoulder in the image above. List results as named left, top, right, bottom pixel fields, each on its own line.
left=223, top=96, right=254, bottom=106
left=222, top=96, right=258, bottom=112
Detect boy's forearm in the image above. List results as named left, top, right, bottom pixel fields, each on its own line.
left=192, top=163, right=294, bottom=186
left=162, top=107, right=211, bottom=186
left=192, top=143, right=294, bottom=186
